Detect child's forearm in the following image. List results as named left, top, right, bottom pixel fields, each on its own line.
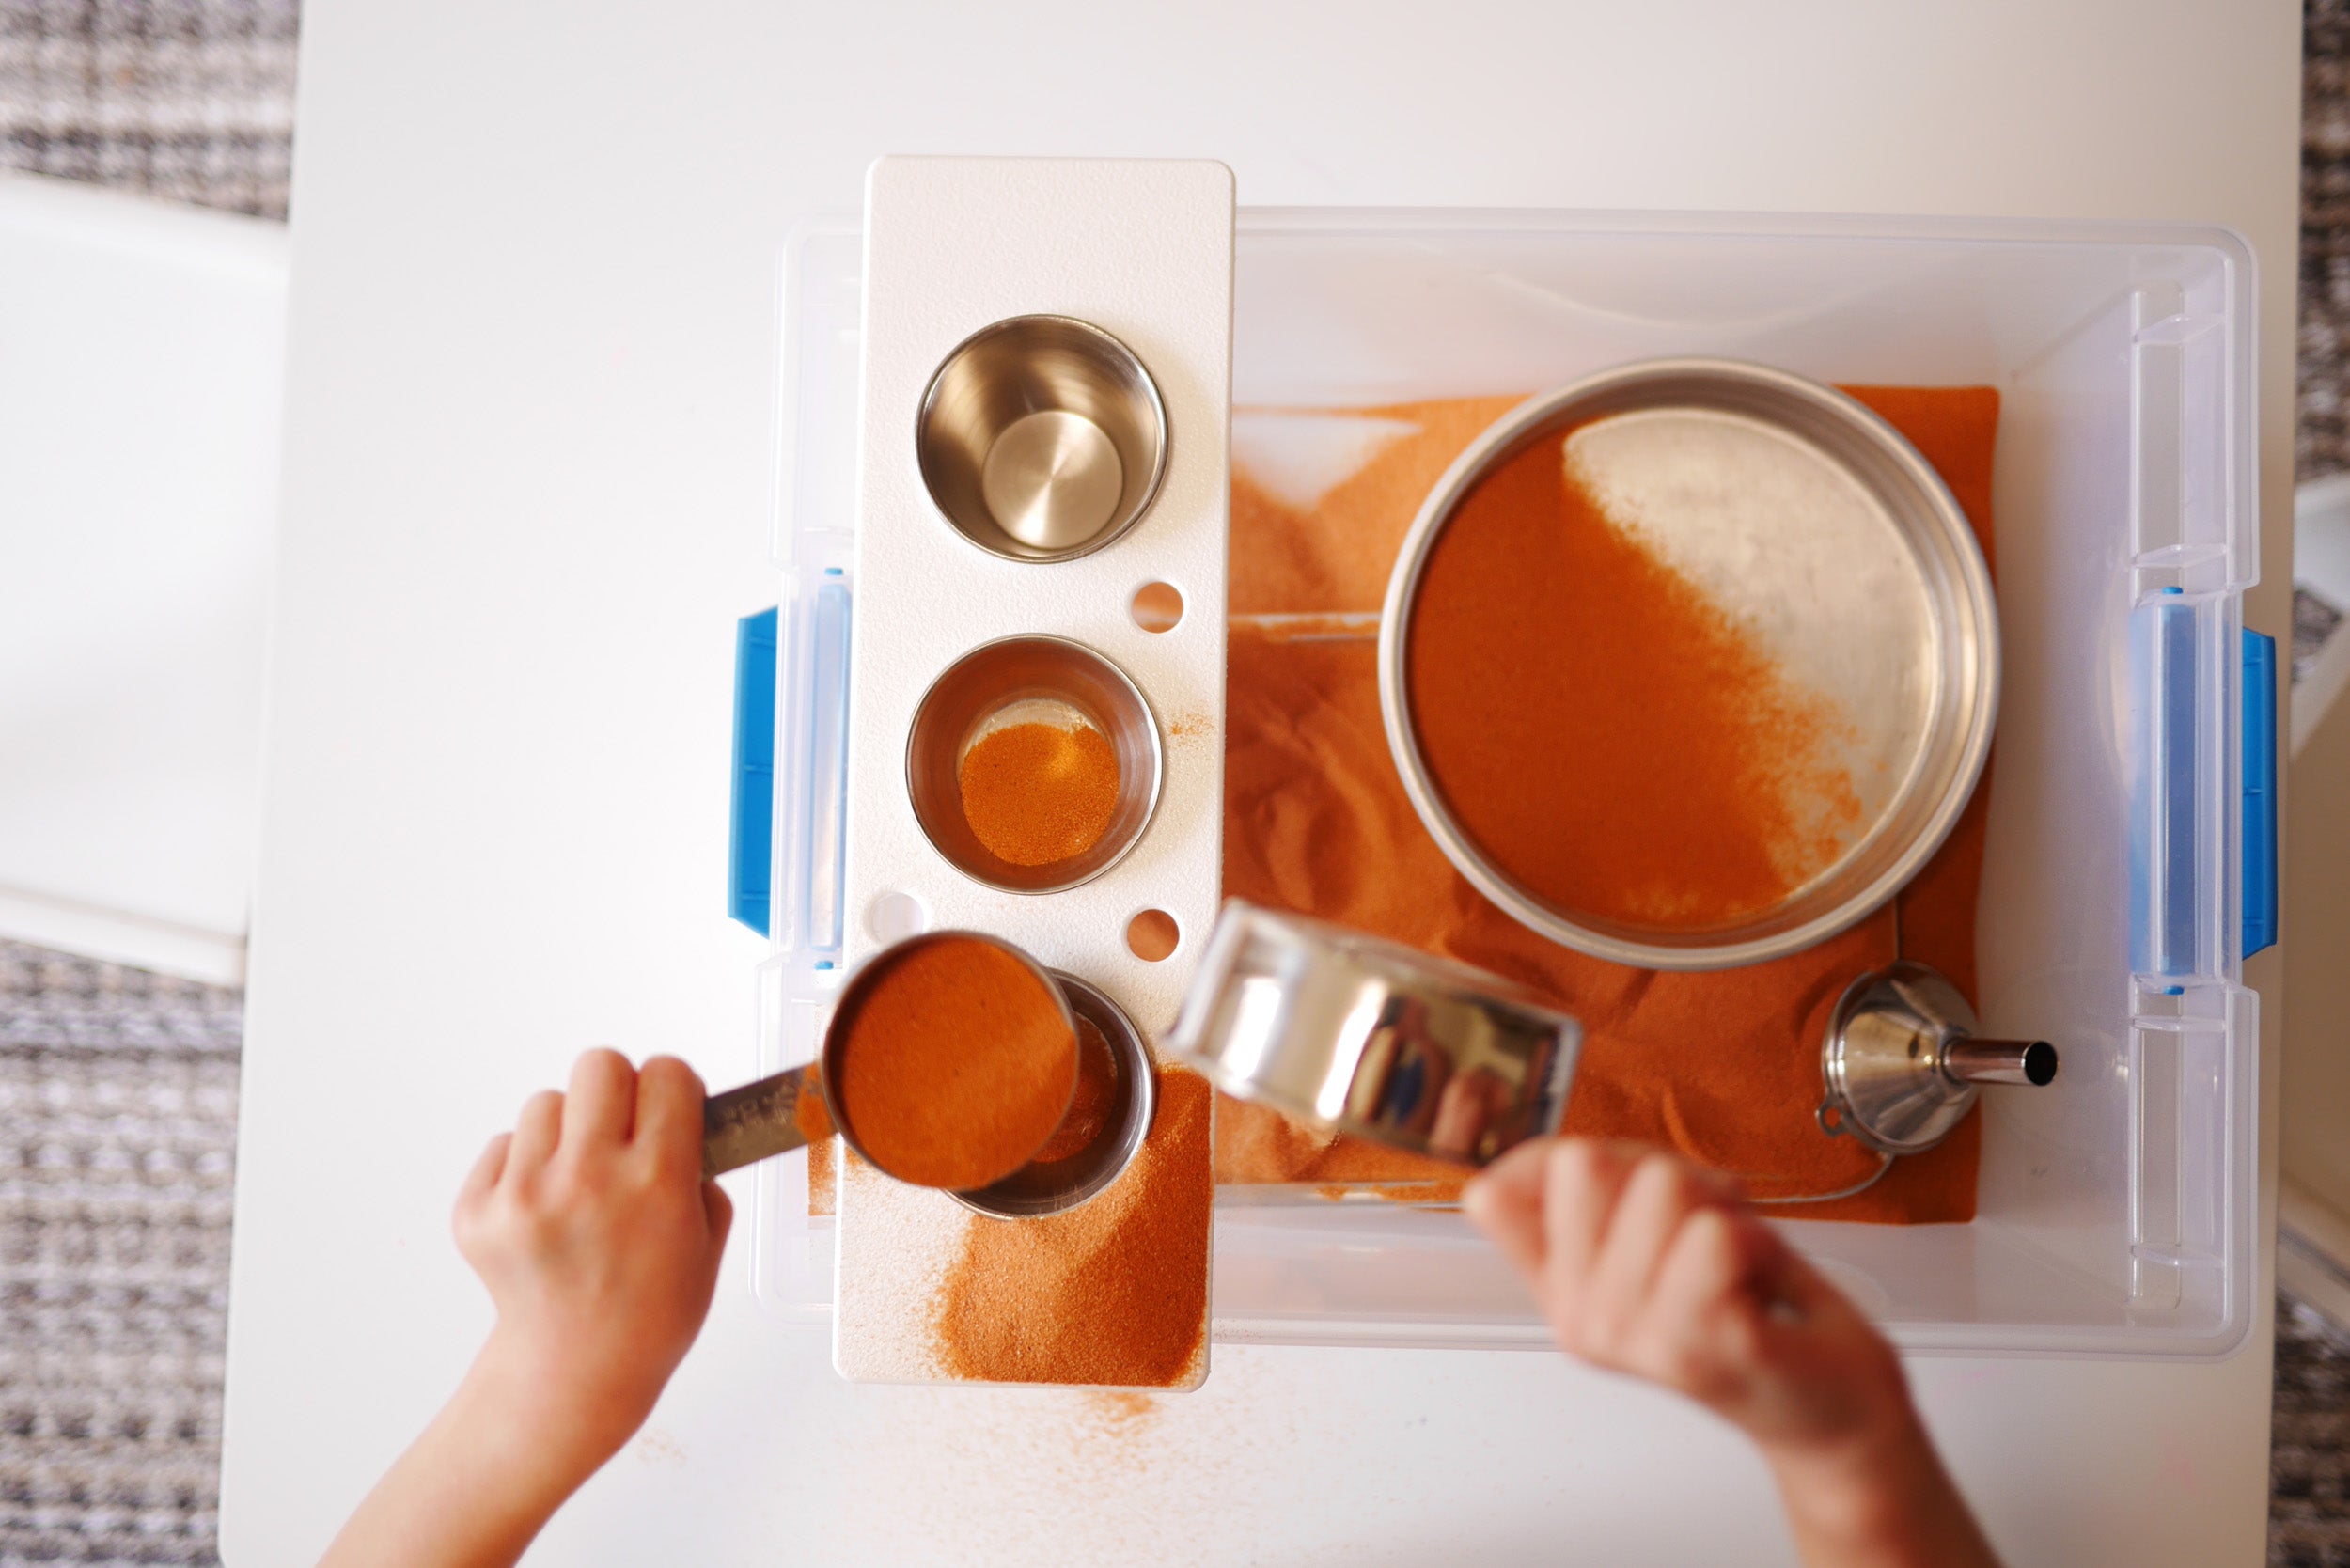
left=318, top=1337, right=612, bottom=1568
left=1765, top=1412, right=2003, bottom=1568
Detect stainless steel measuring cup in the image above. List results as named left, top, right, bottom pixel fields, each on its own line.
left=952, top=971, right=1157, bottom=1219
left=699, top=930, right=1073, bottom=1182
left=699, top=931, right=1154, bottom=1217
left=1167, top=901, right=1583, bottom=1167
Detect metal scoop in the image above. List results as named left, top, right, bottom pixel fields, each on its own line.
left=699, top=932, right=1154, bottom=1218
left=1168, top=901, right=1583, bottom=1167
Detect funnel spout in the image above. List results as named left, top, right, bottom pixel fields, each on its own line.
left=1942, top=1039, right=2058, bottom=1087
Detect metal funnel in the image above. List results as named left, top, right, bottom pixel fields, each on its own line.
left=1819, top=961, right=2057, bottom=1156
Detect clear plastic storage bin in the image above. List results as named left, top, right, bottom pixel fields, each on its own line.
left=732, top=209, right=2270, bottom=1360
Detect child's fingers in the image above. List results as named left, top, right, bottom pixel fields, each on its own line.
left=460, top=1132, right=512, bottom=1203
left=1580, top=1154, right=1725, bottom=1348
left=1470, top=1137, right=1553, bottom=1210
left=1750, top=1231, right=1849, bottom=1334
left=1539, top=1140, right=1643, bottom=1307
left=632, top=1056, right=708, bottom=1180
left=1464, top=1155, right=1548, bottom=1281
left=1642, top=1205, right=1770, bottom=1347
left=1667, top=1204, right=1771, bottom=1299
left=702, top=1179, right=734, bottom=1247
left=562, top=1048, right=638, bottom=1151
left=509, top=1089, right=564, bottom=1177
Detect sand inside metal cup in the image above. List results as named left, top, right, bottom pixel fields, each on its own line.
left=822, top=931, right=1081, bottom=1191
left=955, top=973, right=1159, bottom=1218
left=906, top=635, right=1163, bottom=894
left=701, top=930, right=1092, bottom=1185
left=916, top=314, right=1168, bottom=561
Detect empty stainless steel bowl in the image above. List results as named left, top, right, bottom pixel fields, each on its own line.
left=905, top=634, right=1164, bottom=894
left=955, top=973, right=1159, bottom=1219
left=916, top=314, right=1169, bottom=561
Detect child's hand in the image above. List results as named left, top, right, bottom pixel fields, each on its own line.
left=321, top=1052, right=731, bottom=1568
left=1465, top=1139, right=2001, bottom=1568
left=454, top=1050, right=732, bottom=1474
left=1465, top=1137, right=1903, bottom=1456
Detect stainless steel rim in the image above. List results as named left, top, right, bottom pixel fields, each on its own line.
left=902, top=633, right=1166, bottom=896
left=1376, top=356, right=2000, bottom=971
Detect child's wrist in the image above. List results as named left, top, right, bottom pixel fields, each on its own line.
left=343, top=1332, right=618, bottom=1564
left=458, top=1327, right=636, bottom=1498
left=1760, top=1397, right=1944, bottom=1549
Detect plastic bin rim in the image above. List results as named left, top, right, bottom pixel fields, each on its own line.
left=781, top=203, right=2253, bottom=265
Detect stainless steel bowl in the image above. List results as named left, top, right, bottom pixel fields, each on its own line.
left=955, top=972, right=1158, bottom=1218
left=1168, top=901, right=1582, bottom=1168
left=1378, top=357, right=1999, bottom=971
left=916, top=314, right=1169, bottom=561
left=905, top=634, right=1164, bottom=894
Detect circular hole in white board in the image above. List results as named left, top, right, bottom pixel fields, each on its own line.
left=866, top=890, right=929, bottom=944
left=1126, top=909, right=1181, bottom=963
left=1130, top=581, right=1184, bottom=633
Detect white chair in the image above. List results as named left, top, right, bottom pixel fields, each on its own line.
left=0, top=170, right=286, bottom=984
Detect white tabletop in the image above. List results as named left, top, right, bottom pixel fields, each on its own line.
left=221, top=2, right=2300, bottom=1562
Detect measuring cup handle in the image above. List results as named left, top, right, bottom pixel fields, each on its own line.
left=701, top=1063, right=824, bottom=1179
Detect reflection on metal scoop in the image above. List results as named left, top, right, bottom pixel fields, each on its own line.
left=1819, top=961, right=2059, bottom=1156
left=1168, top=901, right=1583, bottom=1168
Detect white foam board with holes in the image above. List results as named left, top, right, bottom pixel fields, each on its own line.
left=832, top=155, right=1232, bottom=1384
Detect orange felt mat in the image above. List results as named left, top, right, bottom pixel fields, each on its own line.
left=1215, top=385, right=2000, bottom=1223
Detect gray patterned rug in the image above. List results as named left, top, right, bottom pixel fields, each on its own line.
left=2311, top=0, right=2350, bottom=479
left=2277, top=1295, right=2350, bottom=1568
left=0, top=0, right=296, bottom=219
left=0, top=945, right=237, bottom=1565
left=6, top=0, right=2350, bottom=1564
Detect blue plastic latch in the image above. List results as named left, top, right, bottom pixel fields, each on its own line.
left=728, top=607, right=779, bottom=936
left=2241, top=628, right=2278, bottom=959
